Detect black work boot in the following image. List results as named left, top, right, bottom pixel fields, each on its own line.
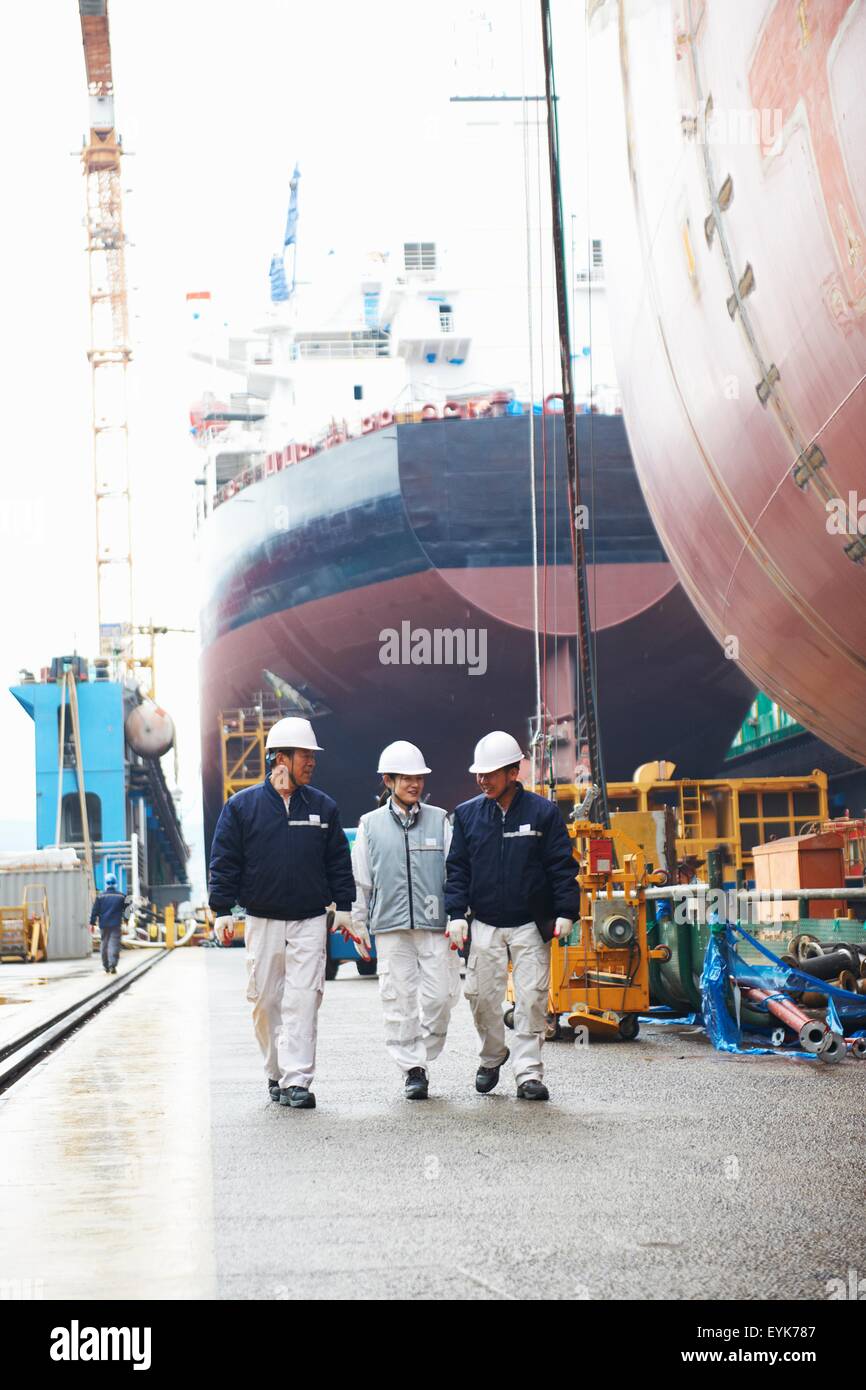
left=475, top=1047, right=509, bottom=1094
left=516, top=1078, right=549, bottom=1102
left=267, top=1078, right=281, bottom=1101
left=404, top=1067, right=429, bottom=1100
left=280, top=1086, right=316, bottom=1109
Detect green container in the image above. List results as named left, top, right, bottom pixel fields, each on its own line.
left=648, top=911, right=706, bottom=1013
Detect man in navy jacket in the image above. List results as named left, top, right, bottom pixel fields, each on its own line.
left=208, top=717, right=357, bottom=1109
left=445, top=731, right=580, bottom=1101
left=90, top=872, right=128, bottom=974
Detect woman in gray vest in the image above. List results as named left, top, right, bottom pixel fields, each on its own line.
left=351, top=741, right=461, bottom=1100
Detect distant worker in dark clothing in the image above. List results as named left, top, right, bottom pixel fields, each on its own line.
left=90, top=873, right=127, bottom=974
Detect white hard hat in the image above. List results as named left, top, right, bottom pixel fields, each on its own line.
left=469, top=730, right=525, bottom=774
left=266, top=717, right=323, bottom=752
left=377, top=740, right=431, bottom=775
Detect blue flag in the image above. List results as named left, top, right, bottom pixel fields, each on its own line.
left=284, top=164, right=300, bottom=247
left=269, top=254, right=289, bottom=303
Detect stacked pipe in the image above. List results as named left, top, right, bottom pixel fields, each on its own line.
left=784, top=937, right=866, bottom=1005
left=753, top=933, right=866, bottom=1061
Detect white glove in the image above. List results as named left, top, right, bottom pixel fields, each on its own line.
left=446, top=917, right=469, bottom=951
left=331, top=909, right=372, bottom=962
left=214, top=914, right=235, bottom=945
left=554, top=917, right=573, bottom=941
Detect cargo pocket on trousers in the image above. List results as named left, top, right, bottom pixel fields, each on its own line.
left=378, top=958, right=398, bottom=1003
left=518, top=944, right=551, bottom=998
left=245, top=956, right=259, bottom=1003
left=463, top=949, right=479, bottom=999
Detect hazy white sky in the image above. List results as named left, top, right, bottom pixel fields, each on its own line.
left=0, top=0, right=591, bottom=895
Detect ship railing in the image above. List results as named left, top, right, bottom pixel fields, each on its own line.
left=207, top=392, right=624, bottom=511
left=220, top=702, right=294, bottom=730
left=293, top=338, right=390, bottom=360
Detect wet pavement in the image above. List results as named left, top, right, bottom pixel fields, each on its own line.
left=0, top=950, right=215, bottom=1298
left=0, top=950, right=154, bottom=1051
left=1, top=947, right=865, bottom=1300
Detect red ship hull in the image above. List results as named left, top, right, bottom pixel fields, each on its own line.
left=589, top=0, right=866, bottom=768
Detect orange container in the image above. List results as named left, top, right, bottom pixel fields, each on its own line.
left=751, top=832, right=846, bottom=921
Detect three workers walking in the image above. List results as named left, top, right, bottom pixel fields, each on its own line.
left=207, top=723, right=580, bottom=1107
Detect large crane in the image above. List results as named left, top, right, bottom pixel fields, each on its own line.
left=78, top=0, right=135, bottom=669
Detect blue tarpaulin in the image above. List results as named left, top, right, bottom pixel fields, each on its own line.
left=728, top=921, right=866, bottom=1019
left=697, top=924, right=866, bottom=1058
left=638, top=1006, right=699, bottom=1026
left=700, top=934, right=794, bottom=1056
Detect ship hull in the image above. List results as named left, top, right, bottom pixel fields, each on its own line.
left=200, top=570, right=750, bottom=844
left=198, top=416, right=752, bottom=846
left=588, top=0, right=866, bottom=770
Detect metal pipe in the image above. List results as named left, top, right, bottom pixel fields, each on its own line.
left=633, top=886, right=866, bottom=901
left=846, top=1037, right=866, bottom=1059
left=817, top=1032, right=844, bottom=1063
left=795, top=948, right=861, bottom=981
left=130, top=830, right=140, bottom=904
left=833, top=971, right=859, bottom=994
left=743, top=987, right=827, bottom=1053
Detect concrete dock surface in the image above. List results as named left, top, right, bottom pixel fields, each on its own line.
left=1, top=947, right=864, bottom=1301
left=0, top=951, right=147, bottom=1052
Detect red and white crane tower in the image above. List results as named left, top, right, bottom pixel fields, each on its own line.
left=78, top=0, right=135, bottom=668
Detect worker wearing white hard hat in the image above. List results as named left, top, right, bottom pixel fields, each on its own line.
left=350, top=740, right=460, bottom=1100
left=208, top=715, right=358, bottom=1110
left=445, top=731, right=580, bottom=1102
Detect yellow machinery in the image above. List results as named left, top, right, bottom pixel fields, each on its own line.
left=604, top=766, right=829, bottom=880
left=553, top=814, right=667, bottom=1039
left=542, top=768, right=829, bottom=882
left=0, top=886, right=49, bottom=963
left=516, top=768, right=831, bottom=1039
left=504, top=808, right=671, bottom=1040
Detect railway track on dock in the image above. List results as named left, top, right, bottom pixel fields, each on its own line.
left=0, top=950, right=168, bottom=1094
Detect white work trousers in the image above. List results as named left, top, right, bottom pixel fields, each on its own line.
left=375, top=929, right=462, bottom=1076
left=464, top=919, right=551, bottom=1085
left=244, top=914, right=327, bottom=1090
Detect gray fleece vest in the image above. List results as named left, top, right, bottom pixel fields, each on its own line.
left=362, top=800, right=449, bottom=934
